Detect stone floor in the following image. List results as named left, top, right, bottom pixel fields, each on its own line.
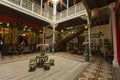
left=0, top=53, right=88, bottom=80
left=0, top=52, right=118, bottom=80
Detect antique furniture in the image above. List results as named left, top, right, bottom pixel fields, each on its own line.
left=29, top=59, right=36, bottom=72
left=50, top=59, right=54, bottom=65
left=43, top=61, right=50, bottom=70
left=35, top=56, right=45, bottom=68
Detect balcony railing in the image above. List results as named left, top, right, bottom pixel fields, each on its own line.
left=2, top=0, right=86, bottom=24
left=8, top=0, right=52, bottom=20
left=56, top=2, right=86, bottom=21
left=22, top=0, right=32, bottom=11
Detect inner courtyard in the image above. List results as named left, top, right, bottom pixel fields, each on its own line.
left=0, top=0, right=120, bottom=80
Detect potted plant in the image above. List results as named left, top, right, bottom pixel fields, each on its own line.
left=40, top=48, right=46, bottom=56
left=82, top=41, right=89, bottom=62
left=104, top=38, right=113, bottom=63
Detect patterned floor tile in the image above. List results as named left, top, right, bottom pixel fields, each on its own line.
left=77, top=57, right=114, bottom=80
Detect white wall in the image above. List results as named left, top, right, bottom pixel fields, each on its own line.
left=91, top=24, right=112, bottom=55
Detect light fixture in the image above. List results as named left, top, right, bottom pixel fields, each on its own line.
left=23, top=28, right=26, bottom=31
left=27, top=28, right=31, bottom=32
left=22, top=33, right=25, bottom=36
left=52, top=0, right=59, bottom=3
left=84, top=31, right=88, bottom=36
left=31, top=0, right=35, bottom=2
left=47, top=0, right=62, bottom=7
left=0, top=22, right=2, bottom=24
left=84, top=25, right=88, bottom=29
left=7, top=23, right=10, bottom=27
left=47, top=0, right=59, bottom=5
left=66, top=27, right=73, bottom=30
left=61, top=29, right=64, bottom=32
left=24, top=26, right=27, bottom=28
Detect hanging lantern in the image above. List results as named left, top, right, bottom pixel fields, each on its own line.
left=47, top=0, right=62, bottom=8
left=73, top=0, right=76, bottom=5
left=60, top=0, right=63, bottom=9
left=91, top=8, right=100, bottom=18
left=47, top=0, right=51, bottom=6
left=84, top=31, right=88, bottom=36
left=31, top=0, right=35, bottom=2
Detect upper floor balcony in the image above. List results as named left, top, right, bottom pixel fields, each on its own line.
left=0, top=0, right=87, bottom=24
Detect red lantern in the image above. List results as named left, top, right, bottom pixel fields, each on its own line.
left=60, top=0, right=63, bottom=9
left=31, top=0, right=35, bottom=2
left=73, top=0, right=76, bottom=5
left=47, top=0, right=51, bottom=6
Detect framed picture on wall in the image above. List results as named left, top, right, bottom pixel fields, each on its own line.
left=98, top=39, right=102, bottom=41
left=91, top=34, right=95, bottom=38
left=91, top=39, right=96, bottom=42
left=95, top=34, right=100, bottom=38
left=91, top=43, right=96, bottom=47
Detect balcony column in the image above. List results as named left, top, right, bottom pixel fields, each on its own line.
left=53, top=3, right=57, bottom=22
left=51, top=1, right=58, bottom=54
left=40, top=0, right=43, bottom=15
left=32, top=2, right=34, bottom=12
left=87, top=15, right=92, bottom=57
left=20, top=0, right=23, bottom=7
left=84, top=14, right=91, bottom=62
left=67, top=0, right=69, bottom=16
left=50, top=24, right=58, bottom=54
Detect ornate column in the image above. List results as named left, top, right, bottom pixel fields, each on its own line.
left=109, top=2, right=119, bottom=67
left=87, top=15, right=92, bottom=57
left=53, top=2, right=57, bottom=22
left=50, top=24, right=58, bottom=54
left=40, top=0, right=43, bottom=15
left=67, top=0, right=69, bottom=16
left=83, top=14, right=91, bottom=62
left=51, top=1, right=58, bottom=54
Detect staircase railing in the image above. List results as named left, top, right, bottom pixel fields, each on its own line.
left=55, top=26, right=85, bottom=51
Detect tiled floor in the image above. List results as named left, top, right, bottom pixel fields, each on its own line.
left=54, top=52, right=115, bottom=80
left=77, top=57, right=114, bottom=80
left=0, top=52, right=116, bottom=80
